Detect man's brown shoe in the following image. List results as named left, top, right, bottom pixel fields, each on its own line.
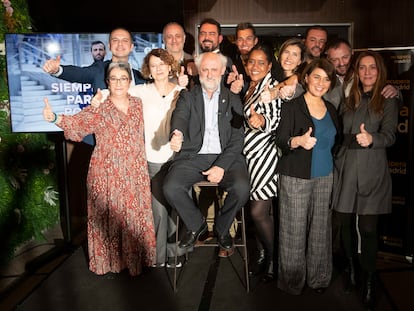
left=218, top=246, right=235, bottom=258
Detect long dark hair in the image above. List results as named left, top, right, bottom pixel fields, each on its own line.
left=346, top=50, right=387, bottom=114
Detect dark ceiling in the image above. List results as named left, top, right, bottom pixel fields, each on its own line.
left=27, top=0, right=184, bottom=33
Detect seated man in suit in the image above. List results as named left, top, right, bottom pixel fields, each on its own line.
left=163, top=52, right=250, bottom=252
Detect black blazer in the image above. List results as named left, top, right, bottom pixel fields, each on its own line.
left=275, top=94, right=341, bottom=179
left=170, top=84, right=245, bottom=171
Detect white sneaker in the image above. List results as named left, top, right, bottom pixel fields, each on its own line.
left=151, top=263, right=165, bottom=268
left=166, top=258, right=182, bottom=268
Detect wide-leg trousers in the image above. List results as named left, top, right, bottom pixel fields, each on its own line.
left=277, top=174, right=333, bottom=295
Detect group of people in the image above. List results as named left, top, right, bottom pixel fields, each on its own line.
left=41, top=19, right=400, bottom=310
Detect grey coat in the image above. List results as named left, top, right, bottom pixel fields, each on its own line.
left=332, top=93, right=399, bottom=215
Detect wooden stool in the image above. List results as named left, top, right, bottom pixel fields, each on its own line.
left=173, top=181, right=249, bottom=293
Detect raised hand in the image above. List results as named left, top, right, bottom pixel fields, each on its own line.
left=248, top=104, right=264, bottom=129
left=381, top=84, right=399, bottom=99
left=260, top=81, right=273, bottom=104
left=227, top=65, right=239, bottom=84
left=177, top=66, right=189, bottom=88
left=43, top=98, right=58, bottom=123
left=279, top=84, right=296, bottom=100
left=230, top=71, right=244, bottom=94
left=356, top=123, right=372, bottom=147
left=91, top=89, right=103, bottom=108
left=42, top=55, right=61, bottom=74
left=170, top=129, right=183, bottom=152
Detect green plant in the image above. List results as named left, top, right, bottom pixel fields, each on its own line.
left=0, top=0, right=60, bottom=263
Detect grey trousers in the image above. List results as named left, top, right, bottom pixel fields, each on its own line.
left=148, top=162, right=187, bottom=264
left=277, top=174, right=333, bottom=295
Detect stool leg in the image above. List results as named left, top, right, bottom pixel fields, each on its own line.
left=241, top=207, right=250, bottom=292
left=174, top=214, right=179, bottom=292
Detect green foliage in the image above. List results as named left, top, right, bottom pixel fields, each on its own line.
left=0, top=0, right=32, bottom=41
left=0, top=55, right=7, bottom=101
left=0, top=1, right=60, bottom=263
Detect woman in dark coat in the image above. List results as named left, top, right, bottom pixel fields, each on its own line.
left=332, top=50, right=399, bottom=309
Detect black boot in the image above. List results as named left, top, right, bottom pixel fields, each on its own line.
left=262, top=258, right=274, bottom=283
left=249, top=249, right=266, bottom=276
left=345, top=257, right=357, bottom=293
left=363, top=272, right=376, bottom=309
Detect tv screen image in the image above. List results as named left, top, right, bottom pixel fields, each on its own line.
left=5, top=33, right=163, bottom=133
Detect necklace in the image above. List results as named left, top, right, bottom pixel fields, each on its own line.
left=155, top=82, right=174, bottom=98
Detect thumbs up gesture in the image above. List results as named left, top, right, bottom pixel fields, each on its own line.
left=260, top=81, right=273, bottom=104
left=91, top=88, right=104, bottom=108
left=43, top=55, right=61, bottom=75
left=227, top=65, right=239, bottom=84
left=300, top=127, right=317, bottom=150
left=279, top=84, right=296, bottom=100
left=177, top=66, right=189, bottom=88
left=248, top=104, right=264, bottom=129
left=229, top=66, right=244, bottom=94
left=170, top=129, right=184, bottom=152
left=356, top=123, right=372, bottom=147
left=43, top=98, right=60, bottom=124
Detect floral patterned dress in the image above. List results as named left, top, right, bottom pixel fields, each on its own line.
left=58, top=95, right=156, bottom=276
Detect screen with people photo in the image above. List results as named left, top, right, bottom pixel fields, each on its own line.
left=5, top=32, right=163, bottom=133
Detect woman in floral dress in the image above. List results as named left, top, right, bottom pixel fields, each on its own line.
left=43, top=62, right=156, bottom=276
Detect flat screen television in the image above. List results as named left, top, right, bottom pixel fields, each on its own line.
left=5, top=32, right=163, bottom=133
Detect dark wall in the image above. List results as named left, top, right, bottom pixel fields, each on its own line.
left=27, top=0, right=184, bottom=33
left=28, top=0, right=414, bottom=49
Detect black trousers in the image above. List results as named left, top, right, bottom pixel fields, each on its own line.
left=163, top=154, right=250, bottom=236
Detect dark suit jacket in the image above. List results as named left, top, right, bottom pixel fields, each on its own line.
left=170, top=84, right=245, bottom=171
left=275, top=93, right=341, bottom=179
left=59, top=59, right=145, bottom=92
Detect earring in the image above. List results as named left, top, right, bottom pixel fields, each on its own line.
left=149, top=74, right=153, bottom=79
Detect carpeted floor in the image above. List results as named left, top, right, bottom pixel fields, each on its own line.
left=3, top=240, right=412, bottom=311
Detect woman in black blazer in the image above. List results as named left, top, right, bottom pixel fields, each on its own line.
left=275, top=58, right=340, bottom=295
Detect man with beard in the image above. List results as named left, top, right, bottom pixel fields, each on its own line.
left=324, top=37, right=400, bottom=109
left=196, top=18, right=234, bottom=76
left=163, top=52, right=250, bottom=254
left=303, top=25, right=328, bottom=64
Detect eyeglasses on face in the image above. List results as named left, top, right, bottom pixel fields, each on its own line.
left=108, top=76, right=130, bottom=84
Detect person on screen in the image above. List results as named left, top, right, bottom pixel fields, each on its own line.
left=77, top=41, right=107, bottom=109
left=90, top=40, right=106, bottom=62
left=42, top=62, right=156, bottom=276
left=74, top=40, right=107, bottom=145
left=42, top=27, right=145, bottom=147
left=43, top=27, right=145, bottom=92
